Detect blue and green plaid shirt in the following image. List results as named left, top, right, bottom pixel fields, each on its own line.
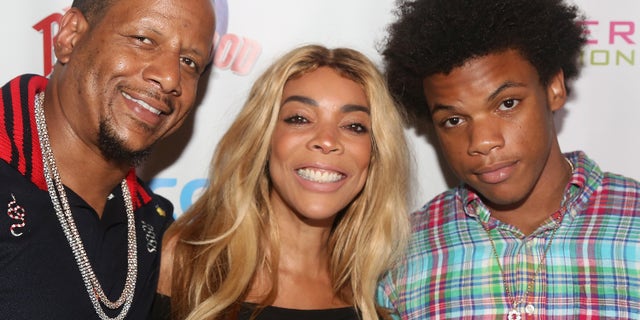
left=378, top=151, right=640, bottom=319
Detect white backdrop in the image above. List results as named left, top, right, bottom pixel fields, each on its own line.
left=2, top=0, right=639, bottom=216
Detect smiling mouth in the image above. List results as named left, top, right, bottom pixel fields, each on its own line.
left=122, top=92, right=162, bottom=115
left=296, top=168, right=345, bottom=183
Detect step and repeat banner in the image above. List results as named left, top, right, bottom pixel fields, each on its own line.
left=2, top=0, right=639, bottom=215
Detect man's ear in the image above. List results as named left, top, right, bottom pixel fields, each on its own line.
left=54, top=8, right=90, bottom=64
left=547, top=69, right=567, bottom=112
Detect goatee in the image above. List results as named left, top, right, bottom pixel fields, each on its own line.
left=98, top=121, right=152, bottom=167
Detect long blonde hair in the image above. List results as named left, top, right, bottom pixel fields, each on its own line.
left=168, top=44, right=410, bottom=320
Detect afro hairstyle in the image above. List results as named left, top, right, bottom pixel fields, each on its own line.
left=382, top=0, right=587, bottom=123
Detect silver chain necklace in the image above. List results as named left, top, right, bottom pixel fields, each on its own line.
left=34, top=92, right=138, bottom=320
left=483, top=221, right=560, bottom=320
left=482, top=158, right=575, bottom=320
left=483, top=158, right=572, bottom=320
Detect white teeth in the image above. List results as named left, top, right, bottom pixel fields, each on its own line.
left=297, top=168, right=344, bottom=183
left=122, top=92, right=162, bottom=115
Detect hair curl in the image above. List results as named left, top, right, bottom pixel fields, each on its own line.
left=167, top=44, right=411, bottom=320
left=382, top=0, right=587, bottom=123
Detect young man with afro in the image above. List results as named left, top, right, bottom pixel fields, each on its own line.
left=377, top=0, right=640, bottom=319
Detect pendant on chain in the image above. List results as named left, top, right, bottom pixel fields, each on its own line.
left=508, top=308, right=521, bottom=320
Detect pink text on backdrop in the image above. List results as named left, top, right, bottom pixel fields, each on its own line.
left=213, top=33, right=262, bottom=76
left=580, top=21, right=636, bottom=45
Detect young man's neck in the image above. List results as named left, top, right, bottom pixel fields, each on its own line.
left=486, top=152, right=573, bottom=236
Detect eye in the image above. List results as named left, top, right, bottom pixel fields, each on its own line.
left=283, top=114, right=309, bottom=125
left=442, top=116, right=464, bottom=128
left=133, top=36, right=153, bottom=45
left=498, top=98, right=520, bottom=111
left=343, top=122, right=369, bottom=134
left=180, top=57, right=198, bottom=70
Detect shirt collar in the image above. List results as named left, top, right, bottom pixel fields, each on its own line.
left=459, top=151, right=602, bottom=231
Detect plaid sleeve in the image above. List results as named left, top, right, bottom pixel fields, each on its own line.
left=377, top=271, right=402, bottom=320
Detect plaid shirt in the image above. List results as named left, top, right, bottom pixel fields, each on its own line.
left=378, top=151, right=640, bottom=319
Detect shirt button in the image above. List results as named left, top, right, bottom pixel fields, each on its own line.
left=525, top=304, right=535, bottom=315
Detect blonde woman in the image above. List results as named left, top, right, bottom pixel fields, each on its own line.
left=154, top=45, right=411, bottom=320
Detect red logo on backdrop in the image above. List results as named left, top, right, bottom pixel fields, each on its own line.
left=33, top=12, right=63, bottom=77
left=33, top=4, right=262, bottom=77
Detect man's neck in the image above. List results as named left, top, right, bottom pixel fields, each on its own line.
left=486, top=151, right=572, bottom=236
left=43, top=86, right=130, bottom=217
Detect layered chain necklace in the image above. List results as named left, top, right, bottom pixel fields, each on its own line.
left=483, top=158, right=573, bottom=320
left=483, top=222, right=560, bottom=320
left=34, top=92, right=138, bottom=320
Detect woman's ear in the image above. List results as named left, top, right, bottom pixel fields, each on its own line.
left=54, top=8, right=90, bottom=64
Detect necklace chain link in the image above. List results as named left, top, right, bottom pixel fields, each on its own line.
left=35, top=92, right=138, bottom=320
left=483, top=157, right=572, bottom=319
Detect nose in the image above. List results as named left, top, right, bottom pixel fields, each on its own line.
left=307, top=126, right=343, bottom=154
left=467, top=118, right=504, bottom=156
left=143, top=51, right=182, bottom=96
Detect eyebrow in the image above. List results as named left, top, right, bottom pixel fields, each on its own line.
left=282, top=95, right=370, bottom=114
left=147, top=24, right=207, bottom=60
left=487, top=81, right=527, bottom=101
left=431, top=80, right=527, bottom=114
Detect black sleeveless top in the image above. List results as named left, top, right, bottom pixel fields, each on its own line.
left=149, top=294, right=360, bottom=320
left=238, top=303, right=359, bottom=320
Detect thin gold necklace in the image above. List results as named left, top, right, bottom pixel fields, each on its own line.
left=483, top=157, right=573, bottom=319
